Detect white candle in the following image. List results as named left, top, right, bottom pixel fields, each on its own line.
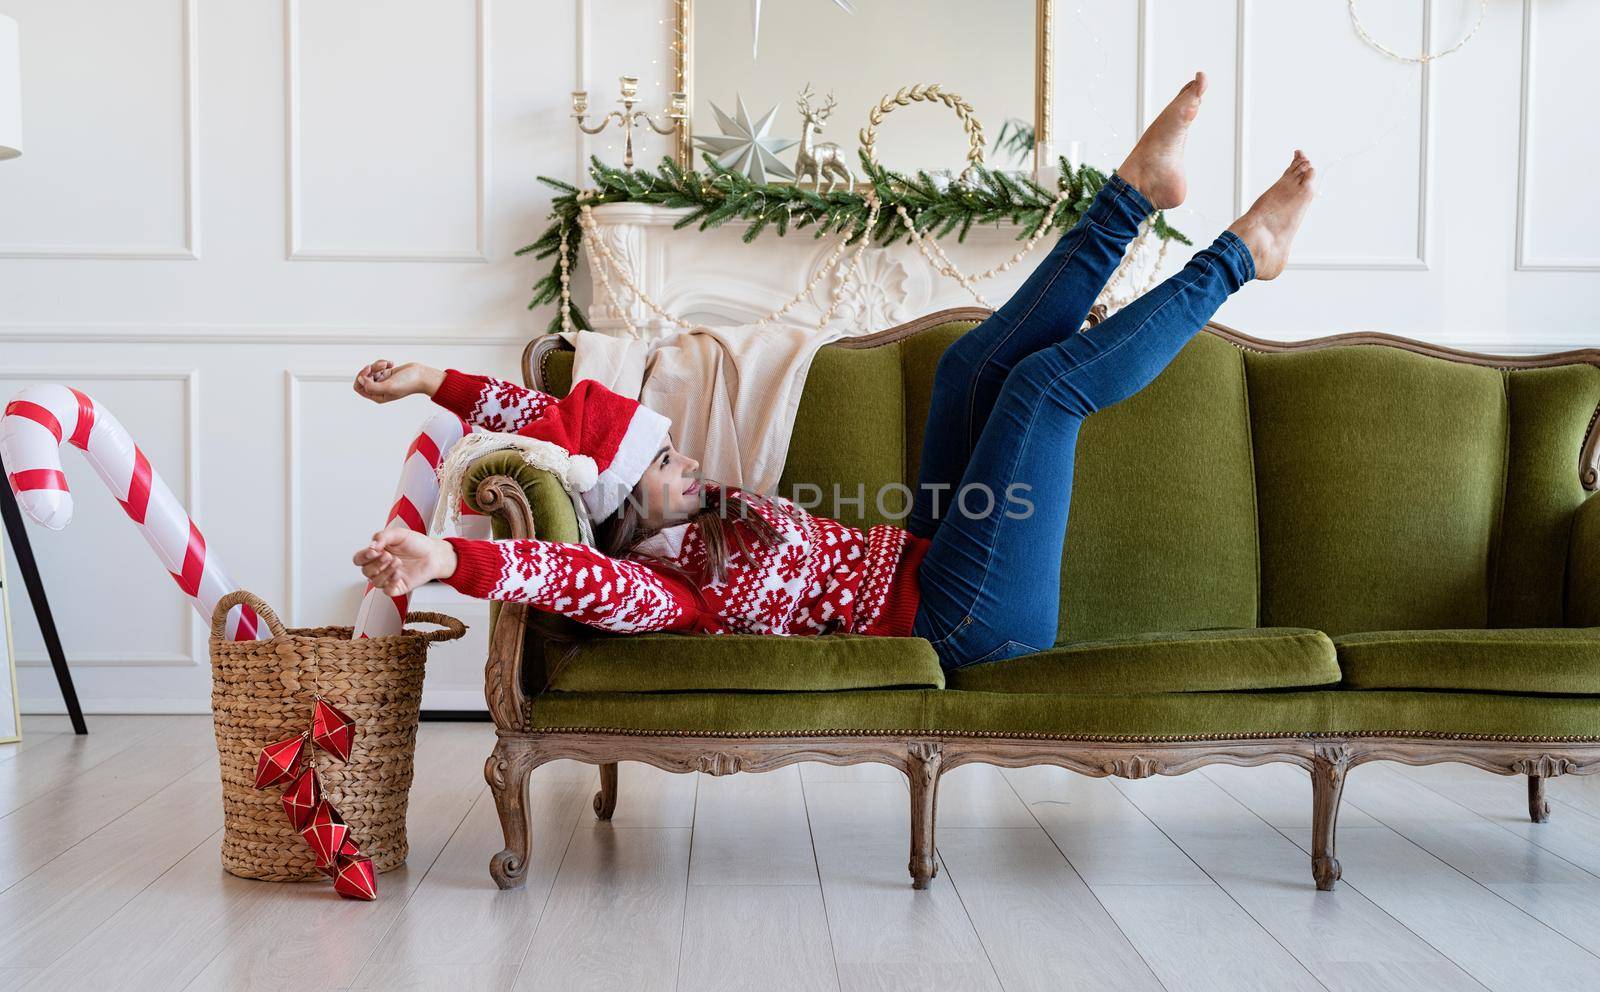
left=1065, top=141, right=1083, bottom=170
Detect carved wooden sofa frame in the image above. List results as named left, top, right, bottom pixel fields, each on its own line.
left=472, top=310, right=1600, bottom=893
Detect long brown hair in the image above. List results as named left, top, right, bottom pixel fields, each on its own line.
left=595, top=483, right=786, bottom=584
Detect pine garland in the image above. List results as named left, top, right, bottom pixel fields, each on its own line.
left=516, top=150, right=1191, bottom=334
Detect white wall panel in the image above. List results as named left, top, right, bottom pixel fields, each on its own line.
left=1515, top=0, right=1600, bottom=270
left=1143, top=0, right=1240, bottom=256
left=287, top=0, right=486, bottom=260
left=1241, top=0, right=1430, bottom=268
left=0, top=0, right=195, bottom=257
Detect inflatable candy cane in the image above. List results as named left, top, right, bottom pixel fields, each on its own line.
left=351, top=411, right=493, bottom=639
left=1, top=385, right=265, bottom=641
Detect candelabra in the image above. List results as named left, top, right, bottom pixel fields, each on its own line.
left=572, top=75, right=686, bottom=169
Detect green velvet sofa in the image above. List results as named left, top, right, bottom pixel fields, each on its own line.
left=467, top=307, right=1600, bottom=893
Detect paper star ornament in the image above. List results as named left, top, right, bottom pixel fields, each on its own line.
left=692, top=95, right=798, bottom=183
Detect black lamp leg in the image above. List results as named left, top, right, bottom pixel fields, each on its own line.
left=0, top=451, right=86, bottom=735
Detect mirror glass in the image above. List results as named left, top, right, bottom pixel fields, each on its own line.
left=688, top=0, right=1040, bottom=182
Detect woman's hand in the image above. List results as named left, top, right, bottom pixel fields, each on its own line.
left=353, top=528, right=457, bottom=597
left=352, top=360, right=444, bottom=404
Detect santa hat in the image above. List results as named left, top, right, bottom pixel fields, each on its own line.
left=516, top=378, right=672, bottom=523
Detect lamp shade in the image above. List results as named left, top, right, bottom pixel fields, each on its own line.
left=0, top=15, right=20, bottom=160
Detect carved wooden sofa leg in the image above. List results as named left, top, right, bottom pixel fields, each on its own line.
left=1528, top=774, right=1551, bottom=823
left=486, top=736, right=545, bottom=890
left=1310, top=743, right=1350, bottom=891
left=594, top=762, right=619, bottom=820
left=907, top=740, right=943, bottom=890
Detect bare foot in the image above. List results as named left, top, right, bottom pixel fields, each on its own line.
left=1227, top=150, right=1316, bottom=280
left=1117, top=71, right=1207, bottom=210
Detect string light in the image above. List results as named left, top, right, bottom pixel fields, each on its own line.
left=1349, top=0, right=1486, bottom=64
left=1070, top=4, right=1125, bottom=145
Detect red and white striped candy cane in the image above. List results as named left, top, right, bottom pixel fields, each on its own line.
left=1, top=384, right=266, bottom=641
left=351, top=411, right=492, bottom=639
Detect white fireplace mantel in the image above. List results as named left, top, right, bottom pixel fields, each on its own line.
left=578, top=202, right=1051, bottom=340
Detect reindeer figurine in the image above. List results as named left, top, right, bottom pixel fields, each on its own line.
left=794, top=84, right=854, bottom=193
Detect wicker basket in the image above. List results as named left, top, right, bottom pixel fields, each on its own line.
left=208, top=590, right=466, bottom=881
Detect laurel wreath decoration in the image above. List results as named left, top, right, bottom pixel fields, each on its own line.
left=858, top=83, right=987, bottom=183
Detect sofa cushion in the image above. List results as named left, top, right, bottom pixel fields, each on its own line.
left=1053, top=334, right=1263, bottom=643
left=1492, top=364, right=1600, bottom=626
left=1246, top=345, right=1509, bottom=636
left=945, top=627, right=1338, bottom=694
left=777, top=342, right=911, bottom=530
left=543, top=634, right=944, bottom=693
left=1335, top=628, right=1600, bottom=694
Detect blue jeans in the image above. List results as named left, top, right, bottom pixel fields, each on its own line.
left=908, top=173, right=1257, bottom=670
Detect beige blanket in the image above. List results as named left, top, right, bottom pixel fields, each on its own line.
left=559, top=323, right=844, bottom=495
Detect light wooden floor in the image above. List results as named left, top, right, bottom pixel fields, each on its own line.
left=5, top=716, right=1600, bottom=991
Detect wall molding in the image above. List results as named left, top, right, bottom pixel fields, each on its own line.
left=0, top=0, right=200, bottom=260
left=1514, top=0, right=1598, bottom=271
left=0, top=322, right=528, bottom=346
left=284, top=0, right=490, bottom=262
left=0, top=318, right=1586, bottom=357
left=2, top=369, right=202, bottom=666
left=1233, top=0, right=1432, bottom=271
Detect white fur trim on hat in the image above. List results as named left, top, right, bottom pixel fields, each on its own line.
left=581, top=404, right=671, bottom=522
left=566, top=454, right=598, bottom=493
left=428, top=429, right=600, bottom=545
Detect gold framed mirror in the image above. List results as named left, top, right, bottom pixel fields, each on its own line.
left=672, top=0, right=1053, bottom=182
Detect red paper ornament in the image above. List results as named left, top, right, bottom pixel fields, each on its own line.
left=253, top=733, right=307, bottom=789
left=280, top=765, right=322, bottom=831
left=332, top=854, right=377, bottom=901
left=247, top=696, right=379, bottom=899
left=301, top=801, right=350, bottom=869
left=311, top=698, right=356, bottom=763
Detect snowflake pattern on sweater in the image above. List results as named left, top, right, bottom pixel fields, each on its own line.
left=432, top=367, right=926, bottom=638
left=433, top=368, right=555, bottom=434
left=445, top=488, right=922, bottom=637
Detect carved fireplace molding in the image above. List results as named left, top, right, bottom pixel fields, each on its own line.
left=578, top=201, right=1043, bottom=339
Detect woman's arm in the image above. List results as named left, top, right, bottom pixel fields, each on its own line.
left=429, top=369, right=556, bottom=434
left=442, top=536, right=699, bottom=634
left=352, top=359, right=555, bottom=433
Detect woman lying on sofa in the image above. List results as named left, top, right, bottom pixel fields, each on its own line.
left=350, top=71, right=1317, bottom=672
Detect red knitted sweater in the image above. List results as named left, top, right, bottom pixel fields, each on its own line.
left=430, top=369, right=926, bottom=637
